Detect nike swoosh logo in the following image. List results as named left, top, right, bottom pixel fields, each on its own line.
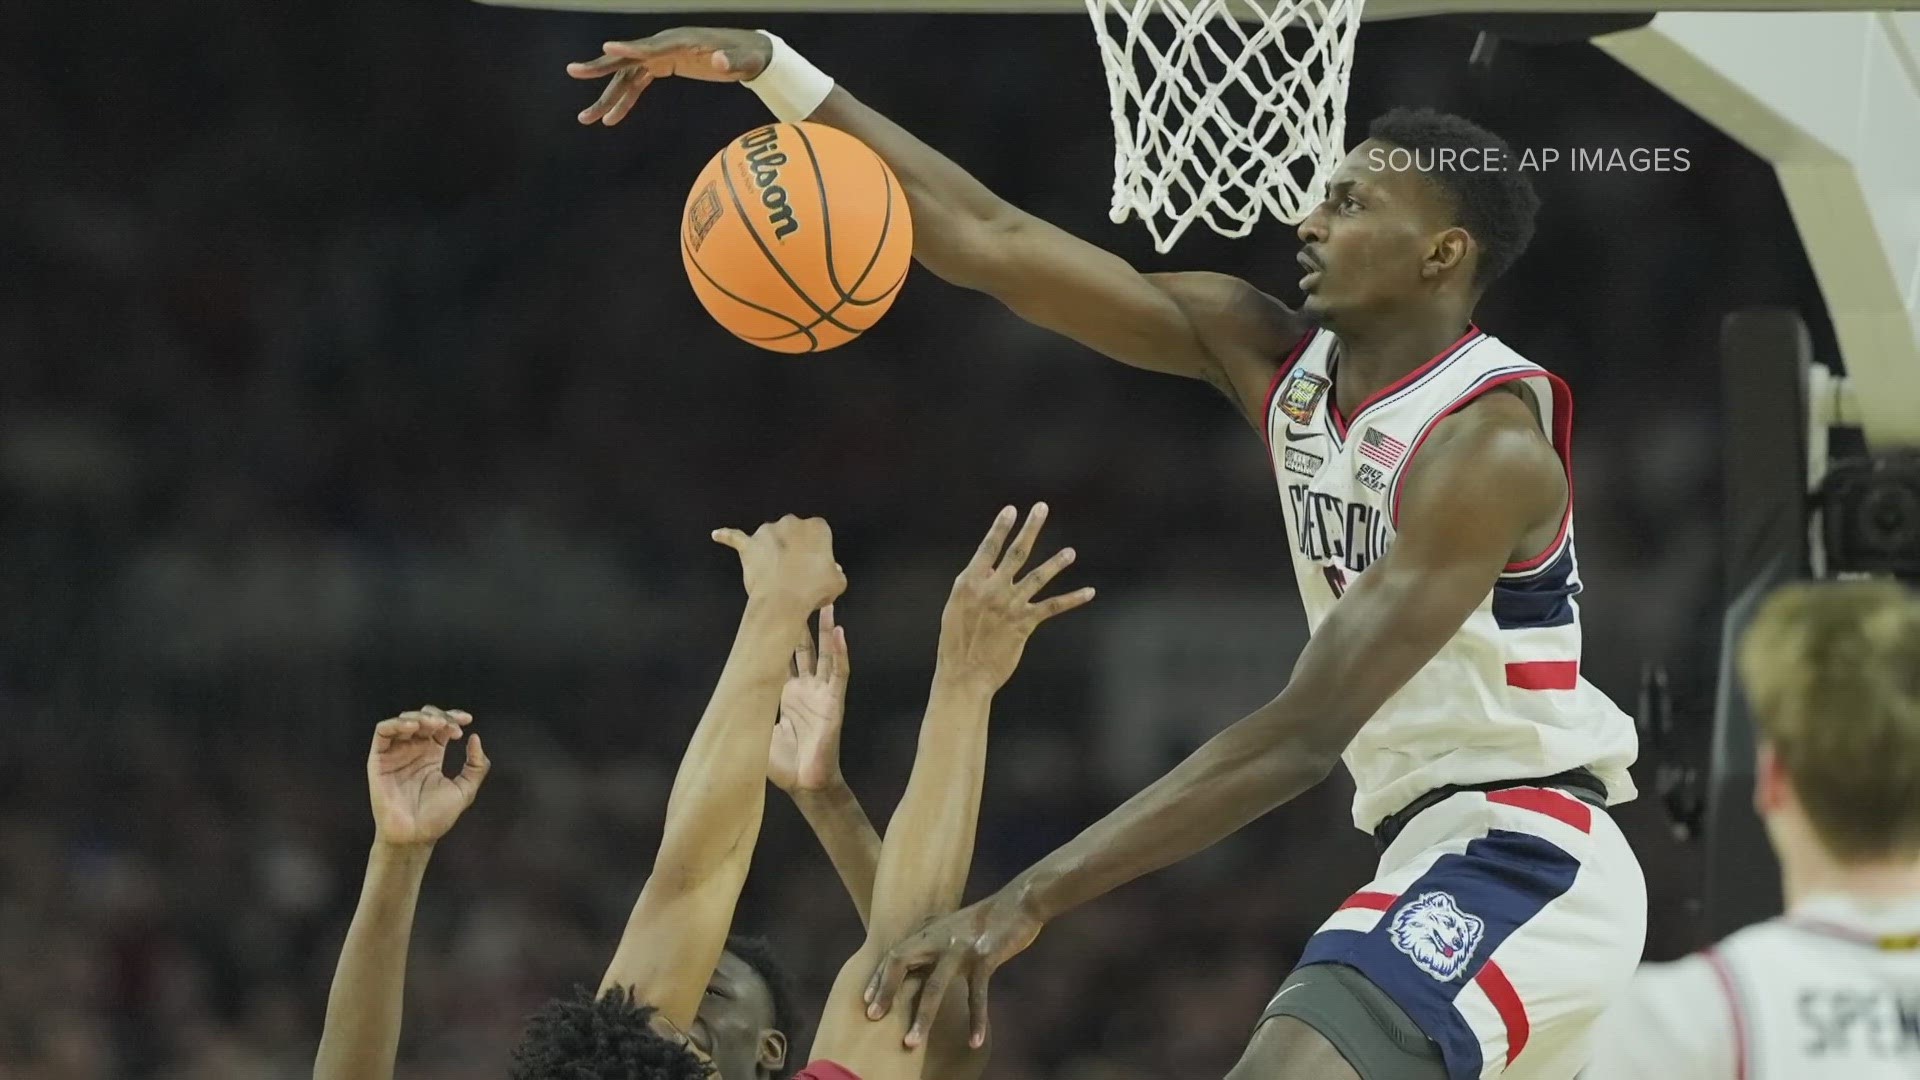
left=1283, top=428, right=1323, bottom=443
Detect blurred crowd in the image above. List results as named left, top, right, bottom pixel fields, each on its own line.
left=0, top=1, right=1828, bottom=1076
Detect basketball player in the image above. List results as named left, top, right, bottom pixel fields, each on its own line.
left=315, top=704, right=491, bottom=1080
left=1582, top=579, right=1920, bottom=1080
left=569, top=28, right=1645, bottom=1080
left=311, top=705, right=809, bottom=1080
left=310, top=509, right=1073, bottom=1080
left=312, top=513, right=842, bottom=1080
left=503, top=503, right=1088, bottom=1080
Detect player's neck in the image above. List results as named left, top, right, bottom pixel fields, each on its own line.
left=1782, top=848, right=1920, bottom=909
left=1328, top=308, right=1475, bottom=418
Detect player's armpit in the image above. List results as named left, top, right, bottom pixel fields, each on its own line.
left=1146, top=271, right=1308, bottom=420
left=598, top=870, right=757, bottom=1028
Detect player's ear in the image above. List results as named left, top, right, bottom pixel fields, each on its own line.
left=1423, top=226, right=1472, bottom=280
left=758, top=1028, right=788, bottom=1073
left=1753, top=741, right=1786, bottom=817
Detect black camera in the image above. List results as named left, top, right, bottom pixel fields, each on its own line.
left=1816, top=450, right=1920, bottom=583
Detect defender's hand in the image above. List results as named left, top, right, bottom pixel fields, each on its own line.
left=367, top=706, right=490, bottom=848
left=566, top=27, right=774, bottom=127
left=937, top=503, right=1095, bottom=691
left=712, top=515, right=847, bottom=614
left=862, top=887, right=1043, bottom=1050
left=770, top=604, right=851, bottom=795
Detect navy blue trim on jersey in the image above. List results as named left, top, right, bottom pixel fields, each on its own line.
left=1296, top=829, right=1583, bottom=1080
left=1328, top=328, right=1486, bottom=440
left=1490, top=545, right=1579, bottom=630
left=1384, top=365, right=1539, bottom=526
left=1321, top=333, right=1489, bottom=448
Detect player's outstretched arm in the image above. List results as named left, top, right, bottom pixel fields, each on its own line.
left=771, top=603, right=997, bottom=1080
left=598, top=517, right=845, bottom=1033
left=315, top=707, right=491, bottom=1080
left=565, top=29, right=1302, bottom=413
left=865, top=393, right=1570, bottom=1047
left=770, top=603, right=883, bottom=926
left=807, top=504, right=1092, bottom=1080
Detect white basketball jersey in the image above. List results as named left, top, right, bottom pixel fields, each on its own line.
left=1262, top=326, right=1638, bottom=832
left=1583, top=894, right=1920, bottom=1080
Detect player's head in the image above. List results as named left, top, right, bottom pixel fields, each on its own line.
left=1296, top=107, right=1538, bottom=329
left=705, top=935, right=799, bottom=1080
left=1739, top=579, right=1920, bottom=868
left=509, top=937, right=796, bottom=1080
left=508, top=984, right=715, bottom=1080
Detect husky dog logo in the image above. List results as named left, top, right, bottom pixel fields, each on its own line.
left=1388, top=891, right=1486, bottom=981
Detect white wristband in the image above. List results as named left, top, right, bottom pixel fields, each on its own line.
left=743, top=31, right=835, bottom=123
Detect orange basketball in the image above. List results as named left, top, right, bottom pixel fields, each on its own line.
left=680, top=122, right=913, bottom=354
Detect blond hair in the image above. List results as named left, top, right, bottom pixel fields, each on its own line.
left=1738, top=578, right=1920, bottom=863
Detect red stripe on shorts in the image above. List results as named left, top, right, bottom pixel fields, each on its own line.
left=1474, top=959, right=1530, bottom=1065
left=1505, top=661, right=1578, bottom=690
left=1486, top=787, right=1592, bottom=834
left=1338, top=891, right=1399, bottom=913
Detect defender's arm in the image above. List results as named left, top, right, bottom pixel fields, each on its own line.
left=810, top=87, right=1302, bottom=410
left=864, top=394, right=1568, bottom=1046
left=598, top=595, right=801, bottom=1029
left=313, top=843, right=433, bottom=1080
left=575, top=29, right=1304, bottom=408
left=1011, top=392, right=1567, bottom=918
left=791, top=781, right=883, bottom=926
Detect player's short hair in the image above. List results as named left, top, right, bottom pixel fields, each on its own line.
left=1366, top=107, right=1540, bottom=288
left=1739, top=578, right=1920, bottom=862
left=509, top=984, right=713, bottom=1080
left=725, top=932, right=802, bottom=1075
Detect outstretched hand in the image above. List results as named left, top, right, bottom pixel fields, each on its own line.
left=566, top=27, right=774, bottom=127
left=770, top=604, right=851, bottom=795
left=367, top=705, right=490, bottom=848
left=711, top=514, right=847, bottom=614
left=937, top=502, right=1095, bottom=690
left=862, top=887, right=1042, bottom=1050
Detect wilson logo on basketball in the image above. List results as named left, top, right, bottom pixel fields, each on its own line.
left=739, top=126, right=799, bottom=241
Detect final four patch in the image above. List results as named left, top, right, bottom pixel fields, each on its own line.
left=1277, top=369, right=1331, bottom=426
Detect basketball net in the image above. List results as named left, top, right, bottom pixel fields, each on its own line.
left=1084, top=0, right=1365, bottom=252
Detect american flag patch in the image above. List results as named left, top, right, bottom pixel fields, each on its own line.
left=1359, top=427, right=1408, bottom=468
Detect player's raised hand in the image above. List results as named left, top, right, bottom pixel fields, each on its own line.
left=864, top=887, right=1040, bottom=1050
left=712, top=514, right=847, bottom=613
left=566, top=27, right=774, bottom=127
left=769, top=604, right=851, bottom=795
left=366, top=706, right=490, bottom=848
left=937, top=503, right=1095, bottom=691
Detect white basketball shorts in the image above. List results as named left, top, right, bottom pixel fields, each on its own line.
left=1293, top=786, right=1647, bottom=1079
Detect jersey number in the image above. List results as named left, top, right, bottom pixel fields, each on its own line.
left=1324, top=566, right=1349, bottom=598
